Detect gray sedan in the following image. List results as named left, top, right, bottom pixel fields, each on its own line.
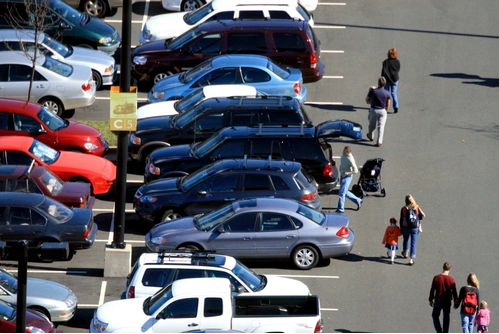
left=145, top=197, right=355, bottom=270
left=0, top=52, right=96, bottom=116
left=0, top=268, right=77, bottom=322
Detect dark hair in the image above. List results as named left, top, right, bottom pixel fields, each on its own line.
left=387, top=48, right=398, bottom=59
left=443, top=262, right=451, bottom=271
left=343, top=146, right=351, bottom=154
left=378, top=77, right=386, bottom=87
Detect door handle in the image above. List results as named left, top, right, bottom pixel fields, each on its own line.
left=188, top=323, right=198, bottom=327
left=36, top=84, right=46, bottom=88
left=224, top=198, right=235, bottom=201
left=243, top=237, right=252, bottom=240
left=286, top=235, right=296, bottom=239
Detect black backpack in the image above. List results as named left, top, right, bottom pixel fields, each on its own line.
left=405, top=207, right=419, bottom=228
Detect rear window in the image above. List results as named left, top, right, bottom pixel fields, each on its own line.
left=269, top=10, right=292, bottom=20
left=294, top=168, right=316, bottom=190
left=273, top=32, right=307, bottom=52
left=296, top=4, right=312, bottom=22
left=287, top=140, right=325, bottom=161
left=142, top=268, right=174, bottom=287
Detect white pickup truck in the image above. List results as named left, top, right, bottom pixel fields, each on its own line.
left=91, top=277, right=323, bottom=333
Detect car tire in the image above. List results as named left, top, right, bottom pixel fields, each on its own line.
left=292, top=245, right=319, bottom=270
left=82, top=0, right=108, bottom=18
left=177, top=243, right=200, bottom=251
left=159, top=209, right=183, bottom=222
left=39, top=97, right=64, bottom=117
left=181, top=0, right=204, bottom=12
left=28, top=306, right=51, bottom=320
left=92, top=70, right=103, bottom=90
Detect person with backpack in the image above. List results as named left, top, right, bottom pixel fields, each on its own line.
left=399, top=194, right=425, bottom=265
left=455, top=273, right=481, bottom=333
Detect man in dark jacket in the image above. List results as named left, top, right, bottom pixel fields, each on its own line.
left=429, top=262, right=459, bottom=333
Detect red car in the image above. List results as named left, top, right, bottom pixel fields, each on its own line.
left=0, top=98, right=108, bottom=156
left=0, top=299, right=56, bottom=333
left=0, top=136, right=116, bottom=195
left=0, top=164, right=95, bottom=208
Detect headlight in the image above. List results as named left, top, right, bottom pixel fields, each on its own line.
left=65, top=292, right=77, bottom=308
left=140, top=195, right=157, bottom=203
left=148, top=163, right=160, bottom=175
left=133, top=56, right=147, bottom=66
left=104, top=65, right=114, bottom=73
left=151, top=236, right=167, bottom=245
left=92, top=314, right=108, bottom=333
left=84, top=142, right=99, bottom=151
left=152, top=91, right=165, bottom=99
left=98, top=36, right=112, bottom=45
left=142, top=28, right=151, bottom=40
left=129, top=133, right=141, bottom=145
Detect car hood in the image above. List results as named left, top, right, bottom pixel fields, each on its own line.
left=53, top=151, right=116, bottom=179
left=151, top=72, right=184, bottom=92
left=259, top=275, right=310, bottom=295
left=79, top=17, right=117, bottom=41
left=27, top=278, right=71, bottom=301
left=57, top=120, right=101, bottom=138
left=137, top=101, right=178, bottom=120
left=94, top=298, right=147, bottom=327
left=139, top=177, right=181, bottom=196
left=145, top=12, right=189, bottom=41
left=150, top=144, right=192, bottom=164
left=135, top=115, right=175, bottom=135
left=149, top=216, right=196, bottom=236
left=133, top=38, right=172, bottom=56
left=67, top=46, right=115, bottom=68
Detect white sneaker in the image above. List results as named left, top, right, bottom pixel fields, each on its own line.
left=419, top=225, right=423, bottom=233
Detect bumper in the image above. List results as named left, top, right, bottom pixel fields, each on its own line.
left=97, top=41, right=121, bottom=56
left=92, top=180, right=115, bottom=195
left=295, top=84, right=307, bottom=104
left=161, top=0, right=180, bottom=11
left=317, top=166, right=339, bottom=193
left=319, top=229, right=355, bottom=258
left=49, top=303, right=77, bottom=322
left=302, top=61, right=325, bottom=83
left=101, top=65, right=118, bottom=86
left=62, top=93, right=95, bottom=111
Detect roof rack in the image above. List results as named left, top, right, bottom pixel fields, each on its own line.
left=256, top=123, right=305, bottom=135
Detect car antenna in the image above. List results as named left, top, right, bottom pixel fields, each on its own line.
left=243, top=154, right=248, bottom=169
left=27, top=159, right=36, bottom=177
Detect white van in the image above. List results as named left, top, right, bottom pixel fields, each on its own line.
left=140, top=0, right=314, bottom=44
left=137, top=84, right=259, bottom=119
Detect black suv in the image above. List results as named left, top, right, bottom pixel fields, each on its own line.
left=133, top=157, right=320, bottom=223
left=128, top=96, right=311, bottom=164
left=144, top=121, right=364, bottom=193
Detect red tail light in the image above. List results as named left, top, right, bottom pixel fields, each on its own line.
left=323, top=162, right=333, bottom=177
left=310, top=53, right=317, bottom=69
left=82, top=221, right=93, bottom=239
left=81, top=82, right=92, bottom=92
left=301, top=191, right=317, bottom=201
left=293, top=82, right=302, bottom=94
left=314, top=319, right=323, bottom=333
left=336, top=226, right=349, bottom=238
left=127, top=286, right=135, bottom=298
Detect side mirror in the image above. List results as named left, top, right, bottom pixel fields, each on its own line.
left=197, top=190, right=207, bottom=196
left=155, top=311, right=167, bottom=320
left=59, top=21, right=71, bottom=29
left=216, top=225, right=226, bottom=233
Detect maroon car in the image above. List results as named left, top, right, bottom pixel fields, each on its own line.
left=0, top=98, right=108, bottom=157
left=0, top=164, right=95, bottom=208
left=0, top=299, right=56, bottom=333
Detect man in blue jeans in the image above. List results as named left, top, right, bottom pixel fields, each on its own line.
left=336, top=146, right=362, bottom=213
left=429, top=262, right=458, bottom=333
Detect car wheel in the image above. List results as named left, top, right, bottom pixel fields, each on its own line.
left=28, top=306, right=51, bottom=320
left=82, top=0, right=108, bottom=18
left=181, top=0, right=204, bottom=11
left=92, top=70, right=103, bottom=90
left=292, top=245, right=319, bottom=270
left=153, top=70, right=174, bottom=85
left=39, top=98, right=64, bottom=117
left=177, top=243, right=200, bottom=251
left=160, top=209, right=183, bottom=222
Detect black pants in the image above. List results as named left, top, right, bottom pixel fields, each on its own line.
left=432, top=300, right=452, bottom=333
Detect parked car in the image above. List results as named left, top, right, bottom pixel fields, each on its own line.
left=0, top=29, right=117, bottom=90
left=0, top=53, right=96, bottom=116
left=0, top=136, right=116, bottom=195
left=65, top=0, right=123, bottom=18
left=0, top=299, right=56, bottom=333
left=0, top=267, right=78, bottom=322
left=0, top=192, right=98, bottom=259
left=146, top=54, right=307, bottom=104
left=0, top=164, right=95, bottom=208
left=0, top=0, right=121, bottom=55
left=145, top=197, right=354, bottom=270
left=124, top=251, right=310, bottom=299
left=0, top=98, right=108, bottom=156
left=134, top=158, right=320, bottom=223
left=140, top=0, right=314, bottom=44
left=133, top=19, right=323, bottom=85
left=129, top=95, right=311, bottom=164
left=137, top=85, right=260, bottom=120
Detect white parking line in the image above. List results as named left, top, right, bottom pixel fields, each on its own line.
left=323, top=75, right=344, bottom=79
left=305, top=101, right=343, bottom=105
left=92, top=208, right=136, bottom=213
left=268, top=274, right=339, bottom=279
left=104, top=19, right=143, bottom=24
left=321, top=308, right=339, bottom=311
left=314, top=25, right=346, bottom=29
left=318, top=2, right=346, bottom=5
left=95, top=239, right=144, bottom=244
left=321, top=50, right=344, bottom=54
left=6, top=269, right=87, bottom=274
left=95, top=96, right=148, bottom=102
left=98, top=281, right=107, bottom=306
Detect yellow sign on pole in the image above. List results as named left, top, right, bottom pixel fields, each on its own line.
left=110, top=86, right=138, bottom=131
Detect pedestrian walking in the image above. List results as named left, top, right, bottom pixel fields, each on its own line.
left=336, top=146, right=362, bottom=213
left=381, top=48, right=401, bottom=113
left=399, top=194, right=425, bottom=265
left=429, top=262, right=458, bottom=333
left=365, top=77, right=391, bottom=147
left=475, top=301, right=490, bottom=333
left=455, top=273, right=481, bottom=333
left=381, top=217, right=402, bottom=264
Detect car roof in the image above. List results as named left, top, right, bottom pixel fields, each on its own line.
left=210, top=54, right=270, bottom=67
left=212, top=157, right=302, bottom=173
left=0, top=192, right=46, bottom=206
left=0, top=165, right=47, bottom=179
left=0, top=51, right=47, bottom=65
left=0, top=29, right=45, bottom=42
left=233, top=197, right=301, bottom=212
left=0, top=98, right=41, bottom=114
left=0, top=136, right=34, bottom=150
left=194, top=95, right=299, bottom=110
left=202, top=85, right=257, bottom=98
left=212, top=0, right=299, bottom=10
left=215, top=124, right=317, bottom=140
left=138, top=251, right=237, bottom=270
left=196, top=18, right=308, bottom=34
left=172, top=277, right=230, bottom=297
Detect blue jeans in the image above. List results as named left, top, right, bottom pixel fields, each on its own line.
left=336, top=175, right=361, bottom=212
left=461, top=312, right=476, bottom=333
left=432, top=300, right=452, bottom=333
left=402, top=226, right=419, bottom=258
left=384, top=80, right=399, bottom=109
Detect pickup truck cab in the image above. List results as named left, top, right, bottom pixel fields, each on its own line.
left=91, top=277, right=323, bottom=333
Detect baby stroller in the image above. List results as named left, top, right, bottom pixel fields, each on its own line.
left=351, top=158, right=386, bottom=198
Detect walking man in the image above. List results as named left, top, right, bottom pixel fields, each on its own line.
left=365, top=77, right=391, bottom=147
left=429, top=262, right=459, bottom=333
left=336, top=146, right=362, bottom=213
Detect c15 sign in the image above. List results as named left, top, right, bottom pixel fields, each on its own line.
left=110, top=86, right=137, bottom=131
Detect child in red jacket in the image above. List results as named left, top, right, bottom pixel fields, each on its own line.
left=382, top=217, right=403, bottom=264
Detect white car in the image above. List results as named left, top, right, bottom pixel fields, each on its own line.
left=0, top=30, right=116, bottom=90
left=143, top=0, right=314, bottom=44
left=137, top=84, right=259, bottom=119
left=0, top=52, right=96, bottom=116
left=123, top=251, right=311, bottom=299
left=162, top=0, right=317, bottom=12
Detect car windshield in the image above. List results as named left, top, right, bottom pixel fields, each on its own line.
left=42, top=57, right=73, bottom=77
left=183, top=59, right=213, bottom=83
left=0, top=301, right=15, bottom=321
left=172, top=102, right=204, bottom=129
left=180, top=163, right=217, bottom=192
left=174, top=88, right=205, bottom=113
left=0, top=269, right=18, bottom=294
left=52, top=0, right=89, bottom=26
left=143, top=283, right=173, bottom=316
left=37, top=106, right=68, bottom=131
left=192, top=132, right=222, bottom=158
left=38, top=169, right=64, bottom=196
left=231, top=260, right=265, bottom=292
left=28, top=140, right=60, bottom=165
left=296, top=204, right=325, bottom=225
left=38, top=196, right=73, bottom=223
left=183, top=3, right=214, bottom=25
left=267, top=59, right=290, bottom=79
left=194, top=203, right=235, bottom=231
left=43, top=34, right=72, bottom=58
left=167, top=27, right=202, bottom=51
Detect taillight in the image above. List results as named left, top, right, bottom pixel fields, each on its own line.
left=314, top=318, right=323, bottom=333
left=127, top=286, right=135, bottom=298
left=81, top=82, right=92, bottom=92
left=293, top=82, right=302, bottom=94
left=301, top=191, right=317, bottom=201
left=310, top=53, right=317, bottom=69
left=323, top=162, right=333, bottom=177
left=82, top=221, right=93, bottom=239
left=336, top=226, right=349, bottom=238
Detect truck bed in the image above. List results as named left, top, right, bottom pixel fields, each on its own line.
left=233, top=295, right=320, bottom=317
